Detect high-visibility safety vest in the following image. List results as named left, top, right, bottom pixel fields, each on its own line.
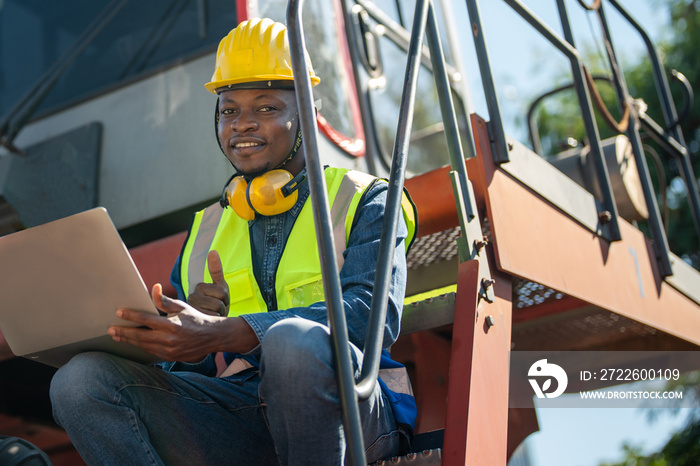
left=180, top=167, right=416, bottom=315
left=179, top=167, right=418, bottom=430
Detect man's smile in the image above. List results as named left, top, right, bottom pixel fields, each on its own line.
left=234, top=142, right=262, bottom=149
left=229, top=138, right=267, bottom=156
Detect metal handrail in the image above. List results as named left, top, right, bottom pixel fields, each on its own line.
left=470, top=0, right=695, bottom=273
left=526, top=75, right=614, bottom=157
left=607, top=0, right=700, bottom=250
left=666, top=70, right=694, bottom=132
left=466, top=0, right=624, bottom=241
left=520, top=0, right=690, bottom=277
left=356, top=0, right=429, bottom=400
left=424, top=3, right=478, bottom=217
left=287, top=0, right=699, bottom=462
left=580, top=0, right=673, bottom=276
left=287, top=2, right=366, bottom=464
left=519, top=0, right=623, bottom=241
left=463, top=0, right=509, bottom=165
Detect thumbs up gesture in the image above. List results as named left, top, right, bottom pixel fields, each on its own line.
left=187, top=250, right=231, bottom=317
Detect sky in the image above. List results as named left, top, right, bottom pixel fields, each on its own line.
left=528, top=404, right=692, bottom=465
left=443, top=1, right=695, bottom=465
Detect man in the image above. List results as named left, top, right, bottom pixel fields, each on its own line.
left=50, top=18, right=416, bottom=465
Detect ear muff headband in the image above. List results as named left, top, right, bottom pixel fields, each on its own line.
left=220, top=169, right=307, bottom=220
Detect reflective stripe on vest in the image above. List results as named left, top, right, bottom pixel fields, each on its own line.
left=332, top=170, right=376, bottom=270
left=184, top=206, right=224, bottom=298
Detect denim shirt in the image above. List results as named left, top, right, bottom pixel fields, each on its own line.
left=171, top=172, right=408, bottom=353
left=249, top=179, right=311, bottom=312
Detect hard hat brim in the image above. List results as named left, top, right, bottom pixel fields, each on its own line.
left=205, top=75, right=321, bottom=94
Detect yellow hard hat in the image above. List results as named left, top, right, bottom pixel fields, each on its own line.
left=205, top=17, right=321, bottom=93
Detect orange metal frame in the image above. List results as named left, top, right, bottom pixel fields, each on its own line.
left=441, top=260, right=513, bottom=465
left=469, top=114, right=700, bottom=346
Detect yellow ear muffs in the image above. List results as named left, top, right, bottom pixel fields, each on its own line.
left=248, top=169, right=299, bottom=216
left=220, top=169, right=306, bottom=220
left=224, top=176, right=255, bottom=221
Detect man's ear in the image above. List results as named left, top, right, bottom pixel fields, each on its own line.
left=214, top=98, right=236, bottom=171
left=214, top=97, right=227, bottom=157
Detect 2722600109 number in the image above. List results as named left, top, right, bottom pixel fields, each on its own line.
left=593, top=368, right=681, bottom=381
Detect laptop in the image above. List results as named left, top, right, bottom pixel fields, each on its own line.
left=0, top=207, right=163, bottom=368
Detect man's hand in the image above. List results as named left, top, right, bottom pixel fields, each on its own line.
left=108, top=284, right=225, bottom=362
left=109, top=284, right=259, bottom=362
left=187, top=250, right=230, bottom=317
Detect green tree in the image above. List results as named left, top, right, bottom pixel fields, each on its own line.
left=598, top=421, right=700, bottom=466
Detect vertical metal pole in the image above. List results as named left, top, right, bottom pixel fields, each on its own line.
left=551, top=0, right=622, bottom=241
left=490, top=0, right=622, bottom=240
left=464, top=0, right=510, bottom=164
left=287, top=2, right=365, bottom=464
left=339, top=0, right=380, bottom=174
left=425, top=2, right=477, bottom=219
left=607, top=0, right=685, bottom=144
left=356, top=0, right=429, bottom=399
left=426, top=2, right=495, bottom=305
left=438, top=0, right=475, bottom=114
left=595, top=3, right=672, bottom=276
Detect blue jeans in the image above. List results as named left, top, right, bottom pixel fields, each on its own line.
left=50, top=319, right=405, bottom=465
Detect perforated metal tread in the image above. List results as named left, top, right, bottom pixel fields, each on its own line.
left=369, top=430, right=444, bottom=465
left=369, top=449, right=442, bottom=465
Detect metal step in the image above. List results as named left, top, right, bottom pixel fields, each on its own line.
left=369, top=429, right=444, bottom=465
left=401, top=292, right=456, bottom=335
left=369, top=449, right=442, bottom=465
